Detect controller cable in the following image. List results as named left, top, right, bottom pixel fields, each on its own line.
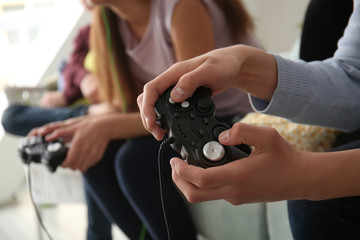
left=158, top=136, right=175, bottom=240
left=26, top=164, right=53, bottom=240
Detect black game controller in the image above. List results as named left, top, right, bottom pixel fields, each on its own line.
left=155, top=86, right=248, bottom=168
left=18, top=136, right=68, bottom=172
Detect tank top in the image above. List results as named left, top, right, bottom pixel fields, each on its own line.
left=118, top=0, right=263, bottom=117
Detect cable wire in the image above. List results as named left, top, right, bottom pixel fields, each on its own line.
left=158, top=137, right=175, bottom=240
left=26, top=164, right=53, bottom=240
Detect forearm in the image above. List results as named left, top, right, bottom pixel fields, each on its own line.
left=96, top=112, right=150, bottom=140
left=302, top=149, right=360, bottom=200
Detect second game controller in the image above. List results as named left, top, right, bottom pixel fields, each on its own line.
left=155, top=86, right=248, bottom=168
left=18, top=136, right=68, bottom=172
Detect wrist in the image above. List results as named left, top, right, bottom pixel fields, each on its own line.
left=236, top=45, right=278, bottom=101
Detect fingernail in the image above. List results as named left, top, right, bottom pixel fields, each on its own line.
left=219, top=130, right=230, bottom=142
left=145, top=116, right=150, bottom=129
left=170, top=159, right=176, bottom=170
left=173, top=87, right=185, bottom=100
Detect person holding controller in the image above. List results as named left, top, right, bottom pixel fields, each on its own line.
left=138, top=1, right=360, bottom=239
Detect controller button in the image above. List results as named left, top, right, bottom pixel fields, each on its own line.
left=181, top=101, right=190, bottom=108
left=174, top=113, right=180, bottom=118
left=190, top=142, right=196, bottom=147
left=213, top=125, right=227, bottom=138
left=169, top=97, right=175, bottom=104
left=190, top=113, right=195, bottom=120
left=47, top=142, right=62, bottom=153
left=203, top=118, right=209, bottom=125
left=197, top=98, right=212, bottom=113
left=198, top=129, right=205, bottom=137
left=203, top=141, right=225, bottom=161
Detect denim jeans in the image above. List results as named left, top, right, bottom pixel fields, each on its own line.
left=288, top=139, right=360, bottom=240
left=83, top=137, right=198, bottom=240
left=1, top=104, right=113, bottom=240
left=1, top=104, right=88, bottom=136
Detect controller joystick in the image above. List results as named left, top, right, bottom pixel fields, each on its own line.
left=18, top=136, right=68, bottom=172
left=155, top=86, right=248, bottom=168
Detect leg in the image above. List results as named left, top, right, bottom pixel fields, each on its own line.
left=288, top=197, right=360, bottom=240
left=1, top=104, right=114, bottom=240
left=115, top=136, right=197, bottom=240
left=1, top=104, right=88, bottom=136
left=84, top=182, right=112, bottom=240
left=288, top=138, right=360, bottom=240
left=83, top=140, right=147, bottom=240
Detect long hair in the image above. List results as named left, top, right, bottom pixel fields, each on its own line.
left=90, top=7, right=139, bottom=112
left=89, top=1, right=254, bottom=111
left=214, top=0, right=255, bottom=42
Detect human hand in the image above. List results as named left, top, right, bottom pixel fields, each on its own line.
left=80, top=73, right=100, bottom=103
left=40, top=91, right=67, bottom=108
left=28, top=115, right=110, bottom=172
left=138, top=46, right=244, bottom=140
left=170, top=122, right=309, bottom=205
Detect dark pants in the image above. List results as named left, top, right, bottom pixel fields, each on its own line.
left=83, top=137, right=197, bottom=240
left=1, top=104, right=88, bottom=136
left=288, top=139, right=360, bottom=240
left=82, top=115, right=244, bottom=240
left=1, top=104, right=112, bottom=240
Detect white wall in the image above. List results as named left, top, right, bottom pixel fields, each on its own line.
left=243, top=0, right=310, bottom=53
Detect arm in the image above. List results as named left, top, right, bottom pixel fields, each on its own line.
left=139, top=1, right=360, bottom=138
left=29, top=112, right=149, bottom=172
left=170, top=122, right=360, bottom=204
left=139, top=45, right=278, bottom=140
left=250, top=2, right=360, bottom=132
left=170, top=0, right=215, bottom=61
left=62, top=25, right=91, bottom=104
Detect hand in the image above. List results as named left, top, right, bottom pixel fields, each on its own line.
left=80, top=73, right=100, bottom=103
left=170, top=122, right=309, bottom=205
left=138, top=46, right=244, bottom=140
left=28, top=115, right=110, bottom=172
left=137, top=45, right=277, bottom=140
left=40, top=91, right=67, bottom=108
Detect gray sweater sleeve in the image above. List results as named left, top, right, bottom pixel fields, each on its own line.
left=250, top=0, right=360, bottom=132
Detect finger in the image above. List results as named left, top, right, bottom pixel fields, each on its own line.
left=137, top=93, right=165, bottom=140
left=61, top=136, right=83, bottom=170
left=44, top=125, right=75, bottom=142
left=137, top=94, right=146, bottom=128
left=170, top=58, right=215, bottom=101
left=170, top=158, right=238, bottom=188
left=78, top=142, right=105, bottom=172
left=171, top=159, right=233, bottom=203
left=219, top=122, right=277, bottom=149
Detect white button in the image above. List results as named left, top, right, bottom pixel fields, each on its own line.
left=181, top=101, right=190, bottom=108
left=203, top=141, right=225, bottom=161
left=169, top=97, right=175, bottom=104
left=47, top=142, right=62, bottom=152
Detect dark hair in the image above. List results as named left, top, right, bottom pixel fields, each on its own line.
left=214, top=0, right=255, bottom=42
left=90, top=7, right=139, bottom=112
left=90, top=1, right=255, bottom=110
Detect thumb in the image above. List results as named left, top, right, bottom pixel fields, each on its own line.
left=219, top=122, right=275, bottom=149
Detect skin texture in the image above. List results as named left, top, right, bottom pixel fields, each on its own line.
left=138, top=45, right=277, bottom=140
left=137, top=45, right=360, bottom=203
left=29, top=0, right=232, bottom=172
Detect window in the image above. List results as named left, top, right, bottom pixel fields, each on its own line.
left=0, top=0, right=86, bottom=137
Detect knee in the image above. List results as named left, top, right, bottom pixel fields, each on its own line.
left=114, top=138, right=159, bottom=187
left=1, top=105, right=26, bottom=135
